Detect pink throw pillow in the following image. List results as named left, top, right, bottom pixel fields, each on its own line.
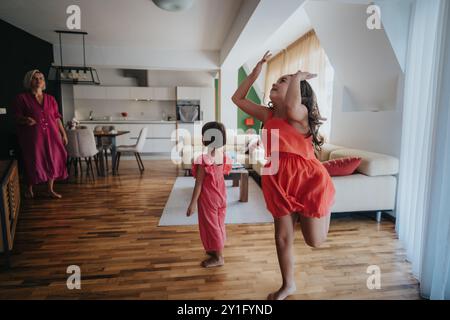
left=322, top=157, right=362, bottom=176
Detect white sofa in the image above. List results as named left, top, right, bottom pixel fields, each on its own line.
left=253, top=143, right=399, bottom=219
left=178, top=132, right=262, bottom=173
left=179, top=135, right=399, bottom=220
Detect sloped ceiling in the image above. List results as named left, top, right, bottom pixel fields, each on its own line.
left=305, top=0, right=403, bottom=111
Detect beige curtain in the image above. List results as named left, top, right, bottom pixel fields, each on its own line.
left=264, top=30, right=334, bottom=141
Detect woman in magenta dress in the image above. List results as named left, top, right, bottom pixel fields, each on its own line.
left=13, top=69, right=68, bottom=199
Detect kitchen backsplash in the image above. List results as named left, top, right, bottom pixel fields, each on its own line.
left=74, top=99, right=176, bottom=121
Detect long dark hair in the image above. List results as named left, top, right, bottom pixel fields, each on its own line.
left=300, top=80, right=325, bottom=152
left=267, top=80, right=325, bottom=152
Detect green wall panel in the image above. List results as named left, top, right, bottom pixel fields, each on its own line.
left=237, top=67, right=262, bottom=133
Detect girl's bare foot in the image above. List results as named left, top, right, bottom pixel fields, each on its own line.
left=47, top=190, right=62, bottom=199
left=201, top=256, right=224, bottom=268
left=267, top=285, right=296, bottom=300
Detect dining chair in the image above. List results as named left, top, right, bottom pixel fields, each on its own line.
left=66, top=128, right=102, bottom=180
left=114, top=127, right=148, bottom=174
left=66, top=130, right=81, bottom=176
left=94, top=125, right=115, bottom=173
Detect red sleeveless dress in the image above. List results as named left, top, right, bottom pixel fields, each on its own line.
left=261, top=111, right=335, bottom=219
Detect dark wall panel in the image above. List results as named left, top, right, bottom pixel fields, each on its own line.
left=0, top=19, right=57, bottom=159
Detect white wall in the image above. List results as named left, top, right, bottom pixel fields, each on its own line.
left=53, top=44, right=220, bottom=71
left=375, top=0, right=414, bottom=72
left=147, top=70, right=214, bottom=88
left=220, top=0, right=261, bottom=66
left=242, top=5, right=312, bottom=103
left=60, top=84, right=75, bottom=124
left=304, top=1, right=405, bottom=157
left=305, top=1, right=402, bottom=112
left=220, top=66, right=238, bottom=130
left=221, top=0, right=307, bottom=69
left=330, top=75, right=404, bottom=157
left=220, top=0, right=308, bottom=128
left=97, top=69, right=138, bottom=86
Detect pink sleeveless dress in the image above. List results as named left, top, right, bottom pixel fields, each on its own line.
left=192, top=153, right=232, bottom=251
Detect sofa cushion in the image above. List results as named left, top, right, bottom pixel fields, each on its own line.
left=253, top=158, right=269, bottom=176
left=330, top=174, right=397, bottom=212
left=322, top=157, right=362, bottom=176
left=317, top=143, right=346, bottom=161
left=329, top=149, right=399, bottom=176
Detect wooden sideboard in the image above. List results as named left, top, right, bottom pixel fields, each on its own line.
left=0, top=160, right=21, bottom=266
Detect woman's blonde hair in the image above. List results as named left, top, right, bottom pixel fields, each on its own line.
left=23, top=69, right=46, bottom=90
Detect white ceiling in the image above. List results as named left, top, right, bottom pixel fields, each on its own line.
left=245, top=6, right=312, bottom=70
left=0, top=0, right=243, bottom=50
left=243, top=5, right=311, bottom=97
left=0, top=0, right=312, bottom=70
left=305, top=0, right=402, bottom=111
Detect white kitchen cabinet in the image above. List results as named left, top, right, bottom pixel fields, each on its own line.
left=73, top=86, right=106, bottom=99
left=128, top=87, right=175, bottom=101
left=74, top=86, right=177, bottom=101
left=177, top=122, right=203, bottom=137
left=105, top=87, right=131, bottom=100
left=130, top=87, right=153, bottom=100
left=143, top=139, right=176, bottom=153
left=81, top=122, right=177, bottom=153
left=176, top=87, right=202, bottom=100
left=148, top=123, right=177, bottom=138
left=152, top=87, right=176, bottom=101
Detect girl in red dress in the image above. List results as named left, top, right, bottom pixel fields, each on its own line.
left=232, top=52, right=335, bottom=300
left=13, top=70, right=68, bottom=199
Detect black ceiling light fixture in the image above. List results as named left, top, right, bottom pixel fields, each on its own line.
left=151, top=0, right=194, bottom=12
left=48, top=30, right=100, bottom=85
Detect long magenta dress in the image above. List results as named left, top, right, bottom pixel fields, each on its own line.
left=13, top=92, right=68, bottom=185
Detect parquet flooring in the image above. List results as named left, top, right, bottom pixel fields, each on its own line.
left=0, top=160, right=420, bottom=299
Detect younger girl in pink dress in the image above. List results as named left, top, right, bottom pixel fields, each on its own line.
left=186, top=122, right=232, bottom=268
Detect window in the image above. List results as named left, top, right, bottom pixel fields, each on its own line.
left=264, top=30, right=334, bottom=141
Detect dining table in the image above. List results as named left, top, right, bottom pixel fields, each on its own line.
left=94, top=130, right=130, bottom=175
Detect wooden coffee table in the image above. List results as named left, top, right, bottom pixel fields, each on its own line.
left=224, top=168, right=249, bottom=202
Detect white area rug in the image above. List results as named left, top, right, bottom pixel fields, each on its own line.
left=158, top=177, right=273, bottom=226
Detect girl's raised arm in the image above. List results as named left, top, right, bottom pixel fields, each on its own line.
left=231, top=51, right=273, bottom=123
left=285, top=71, right=316, bottom=123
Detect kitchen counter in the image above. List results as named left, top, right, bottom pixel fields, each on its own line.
left=79, top=120, right=177, bottom=124
left=79, top=121, right=178, bottom=153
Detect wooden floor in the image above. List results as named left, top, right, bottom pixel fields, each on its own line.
left=0, top=160, right=420, bottom=299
